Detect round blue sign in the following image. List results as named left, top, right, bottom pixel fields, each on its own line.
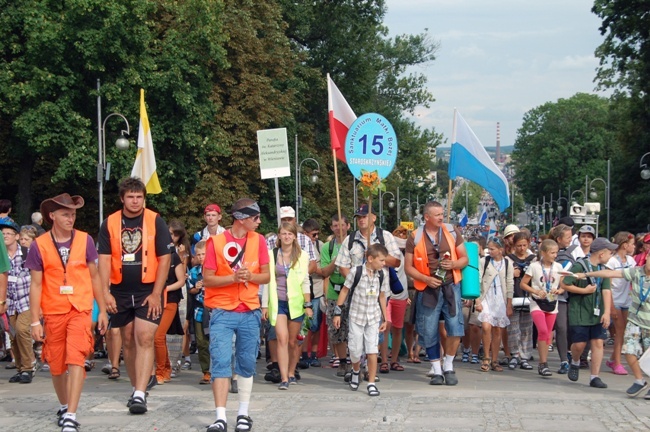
left=345, top=113, right=398, bottom=181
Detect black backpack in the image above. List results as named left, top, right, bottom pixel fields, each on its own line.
left=348, top=265, right=385, bottom=301
left=346, top=229, right=404, bottom=294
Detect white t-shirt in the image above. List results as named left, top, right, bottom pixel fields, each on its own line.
left=525, top=261, right=564, bottom=314
left=606, top=254, right=635, bottom=308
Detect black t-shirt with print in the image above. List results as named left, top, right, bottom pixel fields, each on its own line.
left=98, top=212, right=172, bottom=292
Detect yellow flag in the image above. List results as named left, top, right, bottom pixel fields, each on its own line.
left=131, top=89, right=162, bottom=194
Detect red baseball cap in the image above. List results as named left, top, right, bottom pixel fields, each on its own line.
left=643, top=233, right=650, bottom=243
left=204, top=204, right=221, bottom=214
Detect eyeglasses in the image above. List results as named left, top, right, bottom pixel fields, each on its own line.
left=247, top=215, right=261, bottom=222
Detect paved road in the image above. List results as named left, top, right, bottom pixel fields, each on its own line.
left=1, top=347, right=649, bottom=432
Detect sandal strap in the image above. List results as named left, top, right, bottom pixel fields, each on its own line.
left=207, top=419, right=227, bottom=432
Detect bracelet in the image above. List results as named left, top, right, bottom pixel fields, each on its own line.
left=303, top=302, right=313, bottom=309
left=333, top=305, right=342, bottom=316
left=30, top=322, right=41, bottom=327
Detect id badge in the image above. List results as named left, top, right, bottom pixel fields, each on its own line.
left=7, top=275, right=17, bottom=283
left=594, top=307, right=601, bottom=316
left=60, top=285, right=74, bottom=295
left=333, top=284, right=342, bottom=292
left=123, top=253, right=135, bottom=262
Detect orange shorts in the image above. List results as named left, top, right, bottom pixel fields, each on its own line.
left=43, top=309, right=93, bottom=376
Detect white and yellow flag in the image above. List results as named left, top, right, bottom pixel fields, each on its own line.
left=131, top=89, right=162, bottom=194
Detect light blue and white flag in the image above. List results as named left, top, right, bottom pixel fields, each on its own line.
left=488, top=219, right=498, bottom=240
left=458, top=207, right=468, bottom=227
left=479, top=207, right=488, bottom=226
left=449, top=111, right=510, bottom=211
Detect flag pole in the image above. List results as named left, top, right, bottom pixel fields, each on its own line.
left=447, top=109, right=458, bottom=223
left=332, top=149, right=345, bottom=242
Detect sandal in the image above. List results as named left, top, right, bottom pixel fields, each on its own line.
left=480, top=359, right=490, bottom=372
left=462, top=351, right=470, bottom=363
left=61, top=417, right=81, bottom=432
left=349, top=370, right=360, bottom=391
left=367, top=383, right=380, bottom=397
left=407, top=356, right=415, bottom=363
left=379, top=362, right=390, bottom=374
left=519, top=360, right=533, bottom=370
left=235, top=414, right=253, bottom=432
left=412, top=357, right=421, bottom=364
left=108, top=367, right=120, bottom=380
left=390, top=362, right=404, bottom=371
left=491, top=361, right=503, bottom=372
left=207, top=419, right=228, bottom=432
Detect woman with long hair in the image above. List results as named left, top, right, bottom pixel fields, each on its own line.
left=154, top=220, right=188, bottom=384
left=262, top=222, right=313, bottom=390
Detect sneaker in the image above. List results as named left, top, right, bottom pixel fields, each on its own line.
left=101, top=363, right=112, bottom=374
left=589, top=377, right=607, bottom=388
left=19, top=371, right=32, bottom=384
left=288, top=376, right=298, bottom=385
left=336, top=364, right=347, bottom=377
left=568, top=363, right=580, bottom=382
left=278, top=381, right=289, bottom=390
left=60, top=417, right=81, bottom=431
left=181, top=359, right=192, bottom=370
left=41, top=363, right=50, bottom=372
left=200, top=372, right=211, bottom=385
left=626, top=381, right=648, bottom=398
left=5, top=361, right=16, bottom=369
left=308, top=357, right=321, bottom=368
left=548, top=344, right=554, bottom=352
left=470, top=354, right=479, bottom=364
left=429, top=374, right=444, bottom=385
left=558, top=361, right=569, bottom=374
left=128, top=395, right=147, bottom=414
left=297, top=358, right=310, bottom=369
left=294, top=370, right=301, bottom=381
left=508, top=357, right=519, bottom=370
left=264, top=368, right=281, bottom=383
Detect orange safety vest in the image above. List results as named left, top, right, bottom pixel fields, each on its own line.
left=412, top=224, right=462, bottom=291
left=107, top=208, right=159, bottom=285
left=36, top=230, right=94, bottom=315
left=204, top=231, right=262, bottom=311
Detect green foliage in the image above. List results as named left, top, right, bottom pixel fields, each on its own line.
left=451, top=182, right=483, bottom=217
left=511, top=93, right=616, bottom=207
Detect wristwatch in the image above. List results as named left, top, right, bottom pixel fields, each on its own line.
left=303, top=302, right=313, bottom=309
left=334, top=305, right=342, bottom=316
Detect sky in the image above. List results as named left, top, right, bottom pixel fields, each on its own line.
left=383, top=0, right=609, bottom=148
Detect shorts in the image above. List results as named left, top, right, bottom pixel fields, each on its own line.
left=415, top=283, right=465, bottom=349
left=310, top=296, right=323, bottom=332
left=277, top=300, right=305, bottom=322
left=42, top=309, right=94, bottom=376
left=326, top=299, right=349, bottom=344
left=110, top=290, right=162, bottom=328
left=209, top=308, right=261, bottom=379
left=621, top=321, right=650, bottom=358
left=387, top=298, right=408, bottom=329
left=465, top=304, right=481, bottom=327
left=569, top=324, right=607, bottom=343
left=348, top=321, right=379, bottom=362
left=403, top=289, right=417, bottom=325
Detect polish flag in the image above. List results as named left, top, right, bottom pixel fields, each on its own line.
left=327, top=74, right=357, bottom=163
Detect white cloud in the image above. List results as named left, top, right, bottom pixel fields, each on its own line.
left=548, top=55, right=599, bottom=70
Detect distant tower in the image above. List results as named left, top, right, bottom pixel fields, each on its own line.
left=496, top=122, right=501, bottom=163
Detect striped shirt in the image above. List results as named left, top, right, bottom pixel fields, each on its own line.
left=266, top=232, right=316, bottom=262
left=7, top=247, right=31, bottom=315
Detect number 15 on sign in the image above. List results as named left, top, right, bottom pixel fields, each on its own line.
left=345, top=113, right=398, bottom=181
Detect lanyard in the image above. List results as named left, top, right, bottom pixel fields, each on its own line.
left=541, top=265, right=553, bottom=293
left=491, top=259, right=503, bottom=295
left=425, top=228, right=443, bottom=254
left=638, top=275, right=650, bottom=315
left=585, top=261, right=602, bottom=306
left=280, top=251, right=290, bottom=277
left=50, top=230, right=75, bottom=285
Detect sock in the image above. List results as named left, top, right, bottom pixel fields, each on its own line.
left=133, top=390, right=145, bottom=400
left=311, top=351, right=317, bottom=359
left=463, top=348, right=470, bottom=354
left=185, top=356, right=191, bottom=362
left=443, top=355, right=455, bottom=372
left=60, top=404, right=68, bottom=411
left=635, top=379, right=646, bottom=385
left=63, top=412, right=76, bottom=420
left=351, top=369, right=360, bottom=385
left=238, top=376, right=253, bottom=414
left=571, top=360, right=580, bottom=367
left=429, top=360, right=442, bottom=375
left=216, top=407, right=226, bottom=422
left=590, top=375, right=598, bottom=381
left=301, top=352, right=309, bottom=360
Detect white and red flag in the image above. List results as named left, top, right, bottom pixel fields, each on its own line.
left=327, top=74, right=357, bottom=163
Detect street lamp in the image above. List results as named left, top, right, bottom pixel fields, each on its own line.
left=589, top=159, right=610, bottom=238
left=570, top=190, right=585, bottom=205
left=640, top=152, right=650, bottom=180
left=295, top=157, right=320, bottom=224
left=379, top=191, right=395, bottom=228
left=557, top=196, right=568, bottom=218
left=97, top=79, right=131, bottom=227
left=399, top=198, right=412, bottom=223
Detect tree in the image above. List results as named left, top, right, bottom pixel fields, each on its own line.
left=511, top=93, right=617, bottom=209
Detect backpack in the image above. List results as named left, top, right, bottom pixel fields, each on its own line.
left=346, top=228, right=403, bottom=294
left=348, top=265, right=385, bottom=302
left=482, top=255, right=511, bottom=275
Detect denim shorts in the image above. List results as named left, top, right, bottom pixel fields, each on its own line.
left=209, top=308, right=261, bottom=379
left=415, top=283, right=465, bottom=348
left=277, top=300, right=305, bottom=322
left=309, top=296, right=323, bottom=332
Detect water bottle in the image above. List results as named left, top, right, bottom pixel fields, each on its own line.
left=435, top=252, right=451, bottom=279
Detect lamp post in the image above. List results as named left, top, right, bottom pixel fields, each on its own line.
left=399, top=198, right=412, bottom=224
left=379, top=191, right=395, bottom=228
left=570, top=190, right=585, bottom=205
left=640, top=152, right=650, bottom=180
left=557, top=196, right=568, bottom=218
left=97, top=79, right=131, bottom=227
left=295, top=157, right=320, bottom=224
left=588, top=159, right=610, bottom=238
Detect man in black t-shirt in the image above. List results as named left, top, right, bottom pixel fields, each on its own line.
left=98, top=177, right=171, bottom=415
